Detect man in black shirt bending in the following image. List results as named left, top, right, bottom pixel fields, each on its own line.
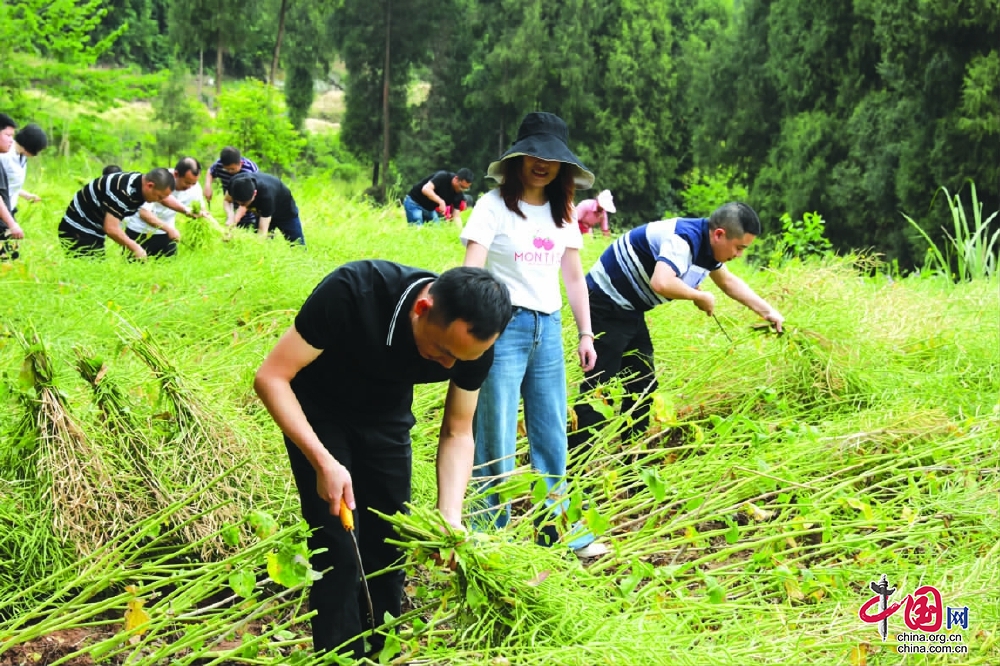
left=403, top=168, right=474, bottom=225
left=254, top=260, right=511, bottom=660
left=229, top=172, right=305, bottom=245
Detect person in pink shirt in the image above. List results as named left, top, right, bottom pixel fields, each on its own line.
left=576, top=189, right=615, bottom=236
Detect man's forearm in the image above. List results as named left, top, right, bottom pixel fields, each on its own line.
left=139, top=208, right=165, bottom=230
left=720, top=275, right=774, bottom=317
left=652, top=275, right=702, bottom=302
left=105, top=224, right=143, bottom=254
left=0, top=199, right=15, bottom=227
left=162, top=197, right=191, bottom=217
left=421, top=184, right=446, bottom=211
left=436, top=433, right=475, bottom=526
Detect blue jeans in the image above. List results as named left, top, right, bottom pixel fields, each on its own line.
left=403, top=195, right=438, bottom=225
left=472, top=307, right=594, bottom=549
left=274, top=214, right=306, bottom=246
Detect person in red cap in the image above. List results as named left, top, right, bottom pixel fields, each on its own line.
left=576, top=189, right=615, bottom=237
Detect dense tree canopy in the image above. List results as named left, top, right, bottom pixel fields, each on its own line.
left=6, top=0, right=997, bottom=264
left=697, top=0, right=999, bottom=263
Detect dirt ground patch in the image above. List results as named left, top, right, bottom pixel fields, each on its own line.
left=310, top=89, right=344, bottom=123
left=0, top=628, right=104, bottom=666
left=304, top=118, right=340, bottom=134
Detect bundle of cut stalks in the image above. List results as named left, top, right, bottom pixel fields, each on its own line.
left=180, top=207, right=225, bottom=249
left=16, top=332, right=127, bottom=555
left=381, top=505, right=617, bottom=652
left=75, top=350, right=164, bottom=523
left=117, top=320, right=256, bottom=553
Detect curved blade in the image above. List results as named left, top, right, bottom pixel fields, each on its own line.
left=339, top=505, right=376, bottom=629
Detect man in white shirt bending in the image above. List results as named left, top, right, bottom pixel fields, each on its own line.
left=123, top=157, right=207, bottom=257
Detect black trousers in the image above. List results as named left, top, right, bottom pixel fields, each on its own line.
left=125, top=228, right=177, bottom=257
left=569, top=288, right=658, bottom=451
left=284, top=419, right=411, bottom=659
left=58, top=220, right=105, bottom=257
left=0, top=226, right=18, bottom=261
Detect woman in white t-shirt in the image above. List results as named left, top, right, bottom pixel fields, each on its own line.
left=461, top=112, right=603, bottom=555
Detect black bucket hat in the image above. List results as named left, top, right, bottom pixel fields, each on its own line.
left=487, top=112, right=595, bottom=189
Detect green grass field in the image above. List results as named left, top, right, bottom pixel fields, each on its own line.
left=0, top=163, right=997, bottom=665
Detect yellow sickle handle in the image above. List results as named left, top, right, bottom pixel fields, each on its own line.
left=339, top=503, right=355, bottom=531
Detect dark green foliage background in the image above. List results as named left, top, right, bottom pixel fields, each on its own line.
left=3, top=0, right=997, bottom=267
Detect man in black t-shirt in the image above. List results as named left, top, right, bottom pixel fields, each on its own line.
left=229, top=172, right=305, bottom=245
left=254, top=260, right=511, bottom=660
left=403, top=167, right=474, bottom=225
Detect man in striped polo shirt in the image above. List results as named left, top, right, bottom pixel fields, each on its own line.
left=569, top=202, right=784, bottom=451
left=58, top=168, right=175, bottom=259
left=203, top=146, right=259, bottom=230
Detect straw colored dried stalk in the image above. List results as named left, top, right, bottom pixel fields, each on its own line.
left=17, top=332, right=126, bottom=555
left=118, top=321, right=255, bottom=552
left=74, top=350, right=163, bottom=522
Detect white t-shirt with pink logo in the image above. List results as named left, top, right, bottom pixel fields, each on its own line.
left=461, top=188, right=582, bottom=314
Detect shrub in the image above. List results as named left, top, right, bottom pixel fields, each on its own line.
left=299, top=131, right=363, bottom=181
left=748, top=211, right=834, bottom=267
left=212, top=80, right=305, bottom=175
left=675, top=167, right=749, bottom=217
left=152, top=66, right=211, bottom=162
left=903, top=182, right=1000, bottom=281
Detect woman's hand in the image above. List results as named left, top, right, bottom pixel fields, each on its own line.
left=577, top=334, right=597, bottom=372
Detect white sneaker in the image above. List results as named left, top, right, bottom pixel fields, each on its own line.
left=574, top=541, right=610, bottom=558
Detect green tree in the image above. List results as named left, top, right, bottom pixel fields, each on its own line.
left=167, top=0, right=264, bottom=100
left=92, top=0, right=170, bottom=70
left=689, top=0, right=998, bottom=266
left=152, top=65, right=212, bottom=162
left=1, top=0, right=139, bottom=130
left=958, top=51, right=1000, bottom=141
left=333, top=0, right=458, bottom=190
left=407, top=0, right=727, bottom=226
left=213, top=80, right=304, bottom=174
left=403, top=0, right=606, bottom=199
left=284, top=65, right=314, bottom=131
left=586, top=0, right=682, bottom=225
left=280, top=0, right=338, bottom=131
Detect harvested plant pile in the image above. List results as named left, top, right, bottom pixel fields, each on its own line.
left=13, top=332, right=126, bottom=555
left=0, top=180, right=996, bottom=665
left=386, top=506, right=614, bottom=648
left=118, top=319, right=258, bottom=552
left=75, top=350, right=163, bottom=521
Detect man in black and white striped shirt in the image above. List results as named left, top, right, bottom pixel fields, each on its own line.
left=58, top=168, right=175, bottom=258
